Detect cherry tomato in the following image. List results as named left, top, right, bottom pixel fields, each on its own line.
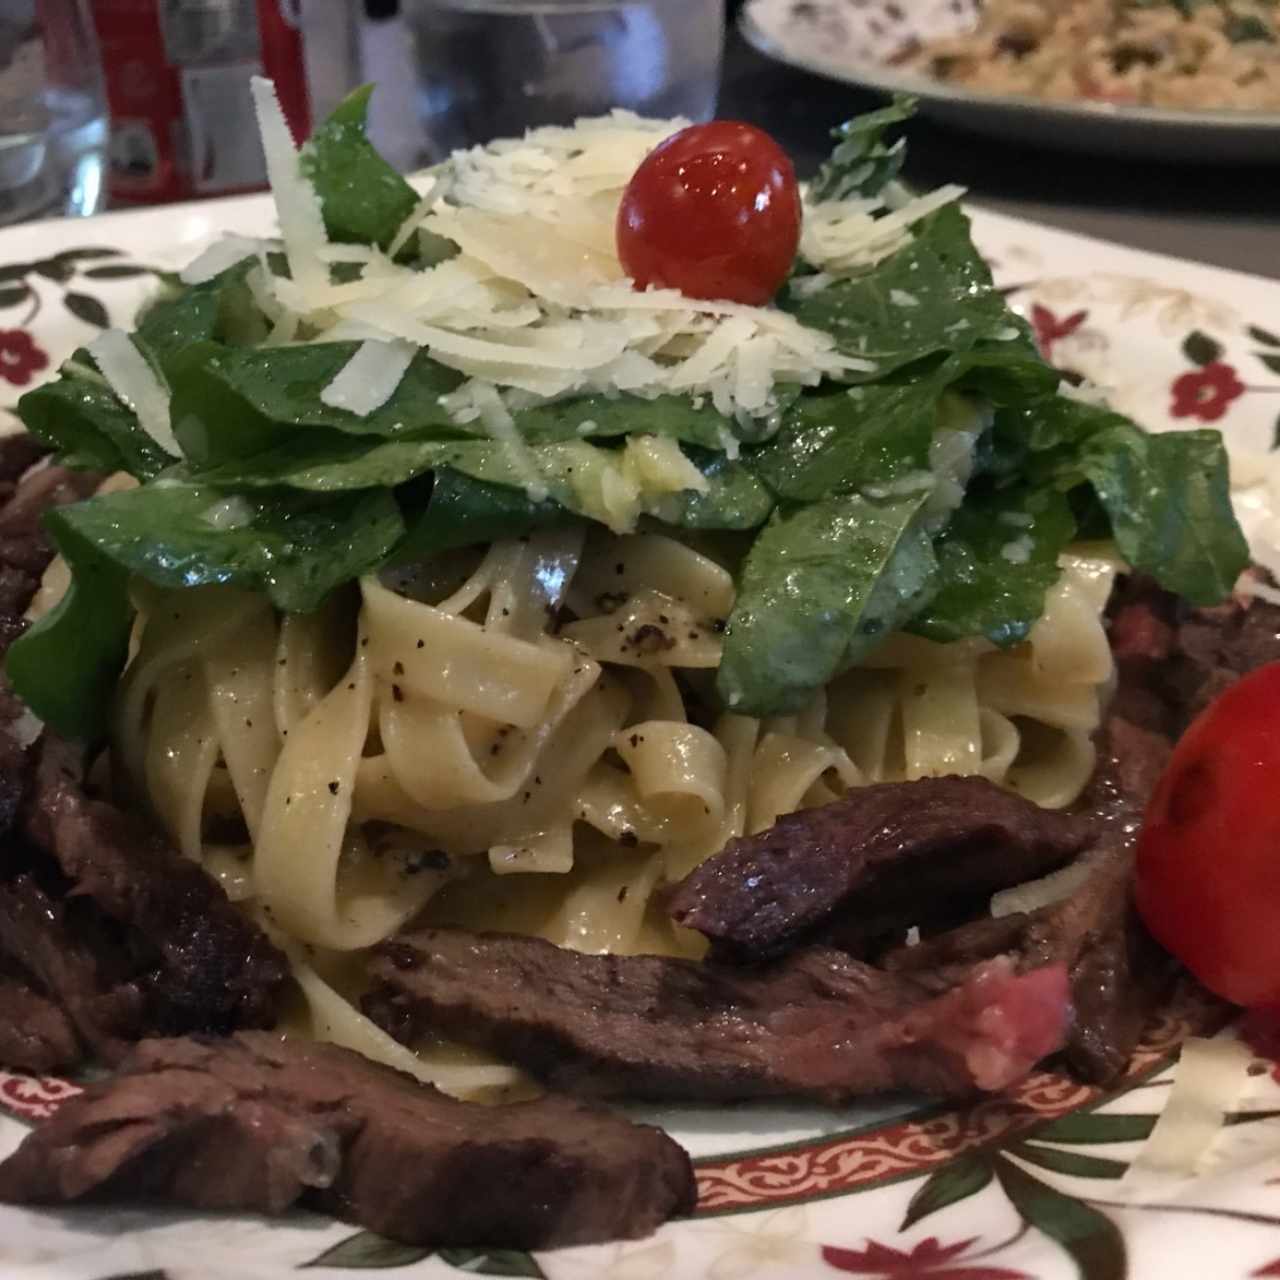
left=1135, top=660, right=1280, bottom=1007
left=616, top=121, right=802, bottom=306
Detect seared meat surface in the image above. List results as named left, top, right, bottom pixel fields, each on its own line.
left=0, top=436, right=289, bottom=1070
left=0, top=961, right=80, bottom=1075
left=18, top=735, right=289, bottom=1047
left=668, top=776, right=1097, bottom=962
left=0, top=1031, right=696, bottom=1248
left=366, top=928, right=1069, bottom=1102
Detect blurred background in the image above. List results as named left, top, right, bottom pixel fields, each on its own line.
left=0, top=0, right=1274, bottom=276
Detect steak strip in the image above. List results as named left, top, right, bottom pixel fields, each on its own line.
left=0, top=1031, right=696, bottom=1249
left=17, top=734, right=288, bottom=1044
left=0, top=433, right=289, bottom=1073
left=365, top=928, right=1069, bottom=1103
left=0, top=964, right=80, bottom=1075
left=668, top=776, right=1097, bottom=962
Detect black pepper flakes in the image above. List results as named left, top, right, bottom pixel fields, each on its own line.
left=328, top=781, right=340, bottom=795
left=630, top=624, right=676, bottom=654
left=393, top=661, right=404, bottom=676
left=392, top=684, right=405, bottom=702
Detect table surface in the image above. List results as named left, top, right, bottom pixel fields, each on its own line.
left=719, top=26, right=1279, bottom=281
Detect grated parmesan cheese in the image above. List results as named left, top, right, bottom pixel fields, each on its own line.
left=320, top=339, right=417, bottom=417
left=88, top=329, right=178, bottom=457
left=241, top=89, right=967, bottom=444
left=1119, top=1036, right=1252, bottom=1195
left=250, top=76, right=329, bottom=303
left=180, top=234, right=270, bottom=286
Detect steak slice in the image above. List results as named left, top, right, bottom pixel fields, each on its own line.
left=0, top=875, right=143, bottom=1065
left=667, top=776, right=1096, bottom=962
left=0, top=457, right=101, bottom=646
left=365, top=928, right=1069, bottom=1103
left=882, top=753, right=1171, bottom=1083
left=10, top=734, right=290, bottom=1049
left=0, top=1031, right=696, bottom=1249
left=0, top=964, right=80, bottom=1075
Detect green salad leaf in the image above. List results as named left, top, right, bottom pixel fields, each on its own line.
left=300, top=85, right=421, bottom=250
left=6, top=92, right=1250, bottom=736
left=912, top=484, right=1076, bottom=647
left=784, top=205, right=1039, bottom=380
left=718, top=491, right=936, bottom=715
left=49, top=483, right=404, bottom=614
left=18, top=360, right=174, bottom=479
left=6, top=519, right=133, bottom=740
left=808, top=95, right=916, bottom=203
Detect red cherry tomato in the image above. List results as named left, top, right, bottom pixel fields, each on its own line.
left=1135, top=660, right=1280, bottom=1007
left=616, top=121, right=802, bottom=307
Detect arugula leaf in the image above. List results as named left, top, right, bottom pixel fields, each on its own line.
left=750, top=346, right=1055, bottom=504
left=6, top=517, right=133, bottom=740
left=752, top=379, right=938, bottom=502
left=136, top=258, right=265, bottom=365
left=170, top=343, right=467, bottom=468
left=994, top=395, right=1121, bottom=455
left=1068, top=424, right=1248, bottom=606
left=912, top=484, right=1076, bottom=646
left=300, top=85, right=420, bottom=250
left=717, top=490, right=935, bottom=715
left=784, top=205, right=1038, bottom=381
left=194, top=431, right=449, bottom=490
left=513, top=391, right=743, bottom=451
left=394, top=469, right=576, bottom=562
left=649, top=449, right=775, bottom=529
left=50, top=483, right=404, bottom=613
left=808, top=95, right=916, bottom=203
left=18, top=363, right=174, bottom=479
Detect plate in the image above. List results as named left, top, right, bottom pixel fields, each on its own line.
left=738, top=1, right=1280, bottom=163
left=4, top=195, right=1280, bottom=1279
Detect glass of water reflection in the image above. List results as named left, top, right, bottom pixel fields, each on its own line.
left=0, top=0, right=107, bottom=225
left=401, top=0, right=724, bottom=164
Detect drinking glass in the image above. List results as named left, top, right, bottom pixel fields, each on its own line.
left=401, top=0, right=724, bottom=164
left=0, top=0, right=108, bottom=225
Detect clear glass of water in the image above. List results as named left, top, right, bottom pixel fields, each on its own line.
left=0, top=0, right=108, bottom=225
left=401, top=0, right=724, bottom=164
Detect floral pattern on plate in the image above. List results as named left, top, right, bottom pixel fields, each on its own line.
left=1, top=199, right=1280, bottom=1279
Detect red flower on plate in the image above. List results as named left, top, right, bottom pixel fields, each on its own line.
left=822, top=1235, right=1030, bottom=1279
left=1170, top=360, right=1245, bottom=422
left=1030, top=303, right=1088, bottom=361
left=0, top=328, right=49, bottom=388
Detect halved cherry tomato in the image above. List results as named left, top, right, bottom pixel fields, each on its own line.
left=1135, top=660, right=1280, bottom=1007
left=616, top=121, right=801, bottom=306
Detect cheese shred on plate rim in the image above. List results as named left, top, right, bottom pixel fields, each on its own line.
left=241, top=76, right=962, bottom=442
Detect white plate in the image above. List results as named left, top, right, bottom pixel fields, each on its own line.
left=739, top=1, right=1280, bottom=163
left=4, top=195, right=1280, bottom=1279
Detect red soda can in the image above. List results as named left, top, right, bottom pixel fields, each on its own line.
left=89, top=0, right=311, bottom=205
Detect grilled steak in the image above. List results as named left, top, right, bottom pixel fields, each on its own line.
left=0, top=1031, right=696, bottom=1248
left=0, top=963, right=79, bottom=1075
left=667, top=776, right=1097, bottom=962
left=0, top=451, right=101, bottom=650
left=883, top=782, right=1165, bottom=1083
left=17, top=734, right=288, bottom=1044
left=365, top=927, right=1069, bottom=1103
